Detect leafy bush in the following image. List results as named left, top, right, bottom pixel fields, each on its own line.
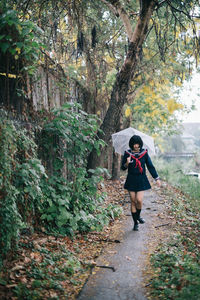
left=0, top=104, right=123, bottom=268
left=0, top=110, right=46, bottom=264
left=39, top=103, right=113, bottom=235
left=0, top=7, right=43, bottom=74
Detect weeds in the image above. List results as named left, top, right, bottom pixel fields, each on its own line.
left=0, top=104, right=123, bottom=267
left=12, top=244, right=81, bottom=299
left=149, top=158, right=200, bottom=299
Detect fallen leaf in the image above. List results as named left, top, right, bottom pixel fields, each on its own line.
left=11, top=265, right=25, bottom=272
left=125, top=256, right=132, bottom=261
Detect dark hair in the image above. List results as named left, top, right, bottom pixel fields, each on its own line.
left=129, top=135, right=143, bottom=150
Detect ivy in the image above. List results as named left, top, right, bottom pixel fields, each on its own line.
left=0, top=7, right=44, bottom=74
left=0, top=104, right=122, bottom=268
left=0, top=110, right=46, bottom=265
left=39, top=102, right=109, bottom=235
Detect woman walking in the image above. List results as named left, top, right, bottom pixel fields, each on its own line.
left=121, top=135, right=161, bottom=231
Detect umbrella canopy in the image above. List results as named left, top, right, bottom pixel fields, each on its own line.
left=111, top=127, right=156, bottom=156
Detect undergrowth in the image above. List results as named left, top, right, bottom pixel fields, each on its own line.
left=0, top=104, right=123, bottom=268
left=13, top=243, right=82, bottom=299
left=0, top=110, right=45, bottom=263
left=155, top=158, right=200, bottom=205
left=149, top=158, right=200, bottom=299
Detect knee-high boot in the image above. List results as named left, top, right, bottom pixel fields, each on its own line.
left=131, top=212, right=139, bottom=231
left=136, top=208, right=145, bottom=224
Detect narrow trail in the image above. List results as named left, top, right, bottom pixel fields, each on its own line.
left=77, top=186, right=174, bottom=300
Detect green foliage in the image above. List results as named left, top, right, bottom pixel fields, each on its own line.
left=0, top=110, right=46, bottom=265
left=0, top=7, right=43, bottom=74
left=151, top=234, right=200, bottom=299
left=105, top=203, right=124, bottom=220
left=2, top=0, right=199, bottom=137
left=155, top=158, right=200, bottom=204
left=39, top=103, right=114, bottom=235
left=14, top=158, right=47, bottom=223
left=150, top=158, right=200, bottom=299
left=0, top=104, right=122, bottom=267
left=13, top=245, right=80, bottom=299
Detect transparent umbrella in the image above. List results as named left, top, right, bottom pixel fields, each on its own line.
left=111, top=127, right=156, bottom=156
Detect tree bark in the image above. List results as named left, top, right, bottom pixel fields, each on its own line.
left=87, top=0, right=157, bottom=170
left=112, top=151, right=121, bottom=180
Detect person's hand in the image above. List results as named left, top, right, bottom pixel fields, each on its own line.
left=127, top=155, right=131, bottom=164
left=156, top=179, right=161, bottom=187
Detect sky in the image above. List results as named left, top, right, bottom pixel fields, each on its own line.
left=178, top=72, right=200, bottom=123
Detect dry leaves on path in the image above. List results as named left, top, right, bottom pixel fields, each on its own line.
left=0, top=178, right=127, bottom=300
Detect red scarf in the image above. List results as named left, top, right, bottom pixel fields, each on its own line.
left=126, top=150, right=147, bottom=174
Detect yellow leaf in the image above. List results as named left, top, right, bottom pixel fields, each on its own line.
left=125, top=107, right=131, bottom=117
left=17, top=24, right=22, bottom=32
left=138, top=124, right=145, bottom=131
left=161, top=115, right=167, bottom=124
left=142, top=86, right=151, bottom=94
left=0, top=72, right=17, bottom=78
left=104, top=55, right=115, bottom=64
left=157, top=98, right=165, bottom=106
left=15, top=47, right=21, bottom=54
left=167, top=99, right=184, bottom=114
left=96, top=111, right=101, bottom=116
left=174, top=77, right=182, bottom=87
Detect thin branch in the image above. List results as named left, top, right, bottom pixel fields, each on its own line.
left=139, top=39, right=177, bottom=69
left=127, top=82, right=145, bottom=98
left=100, top=0, right=119, bottom=16
left=106, top=25, right=124, bottom=44
left=166, top=0, right=192, bottom=19
left=157, top=0, right=168, bottom=7
left=100, top=0, right=134, bottom=40
left=96, top=265, right=116, bottom=272
left=155, top=223, right=170, bottom=228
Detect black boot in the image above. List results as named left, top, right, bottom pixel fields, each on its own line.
left=131, top=212, right=139, bottom=231
left=136, top=209, right=145, bottom=224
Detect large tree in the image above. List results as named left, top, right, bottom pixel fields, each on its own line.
left=87, top=0, right=200, bottom=169
left=2, top=0, right=200, bottom=169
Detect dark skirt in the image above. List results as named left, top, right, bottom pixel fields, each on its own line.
left=124, top=173, right=151, bottom=192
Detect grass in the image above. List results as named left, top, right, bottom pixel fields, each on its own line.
left=154, top=157, right=200, bottom=206
left=149, top=158, right=200, bottom=300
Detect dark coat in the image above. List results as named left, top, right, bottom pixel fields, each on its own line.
left=121, top=148, right=159, bottom=192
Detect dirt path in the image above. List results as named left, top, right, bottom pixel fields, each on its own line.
left=77, top=187, right=173, bottom=300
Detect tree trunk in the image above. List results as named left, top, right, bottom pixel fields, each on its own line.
left=112, top=151, right=121, bottom=180
left=87, top=0, right=156, bottom=170
left=111, top=114, right=123, bottom=179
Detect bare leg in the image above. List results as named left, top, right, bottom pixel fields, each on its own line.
left=135, top=191, right=145, bottom=223
left=135, top=191, right=144, bottom=209
left=129, top=191, right=137, bottom=213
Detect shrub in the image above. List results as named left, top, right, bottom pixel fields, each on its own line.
left=0, top=104, right=123, bottom=267
left=39, top=103, right=112, bottom=235
left=0, top=110, right=46, bottom=265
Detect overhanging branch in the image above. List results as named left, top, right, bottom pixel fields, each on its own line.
left=101, top=0, right=135, bottom=40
